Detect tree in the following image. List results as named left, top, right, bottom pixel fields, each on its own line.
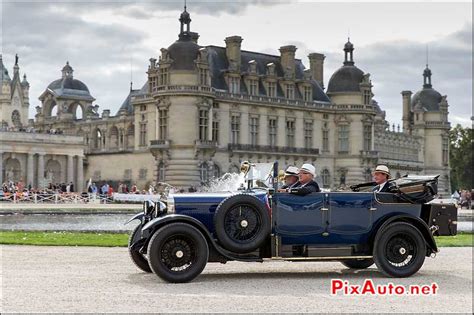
left=449, top=124, right=473, bottom=192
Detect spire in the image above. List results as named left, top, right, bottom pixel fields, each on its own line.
left=343, top=37, right=354, bottom=66
left=13, top=53, right=20, bottom=75
left=179, top=1, right=191, bottom=35
left=423, top=64, right=432, bottom=88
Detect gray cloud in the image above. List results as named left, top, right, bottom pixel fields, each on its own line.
left=321, top=23, right=472, bottom=126
left=2, top=2, right=471, bottom=127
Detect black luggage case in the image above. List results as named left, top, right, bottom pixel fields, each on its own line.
left=422, top=203, right=458, bottom=236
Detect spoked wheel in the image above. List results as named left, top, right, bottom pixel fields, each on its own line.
left=128, top=223, right=152, bottom=273
left=374, top=222, right=426, bottom=277
left=214, top=194, right=270, bottom=253
left=341, top=258, right=374, bottom=269
left=147, top=223, right=208, bottom=283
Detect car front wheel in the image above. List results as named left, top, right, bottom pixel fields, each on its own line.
left=128, top=223, right=152, bottom=273
left=373, top=222, right=426, bottom=277
left=147, top=223, right=209, bottom=283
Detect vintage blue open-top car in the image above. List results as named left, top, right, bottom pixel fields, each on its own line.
left=126, top=162, right=457, bottom=283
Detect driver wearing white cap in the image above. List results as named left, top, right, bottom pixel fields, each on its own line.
left=372, top=165, right=393, bottom=193
left=287, top=163, right=321, bottom=196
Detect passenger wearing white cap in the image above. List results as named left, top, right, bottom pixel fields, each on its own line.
left=278, top=166, right=300, bottom=191
left=287, top=163, right=321, bottom=196
left=372, top=165, right=393, bottom=193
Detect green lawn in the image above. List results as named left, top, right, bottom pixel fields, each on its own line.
left=435, top=232, right=473, bottom=247
left=0, top=231, right=129, bottom=247
left=0, top=231, right=472, bottom=247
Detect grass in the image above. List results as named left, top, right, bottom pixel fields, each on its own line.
left=0, top=231, right=129, bottom=247
left=0, top=231, right=472, bottom=247
left=435, top=232, right=473, bottom=247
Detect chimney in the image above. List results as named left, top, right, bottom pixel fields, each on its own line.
left=225, top=36, right=243, bottom=71
left=401, top=90, right=412, bottom=133
left=279, top=45, right=297, bottom=79
left=102, top=109, right=110, bottom=119
left=308, top=53, right=325, bottom=89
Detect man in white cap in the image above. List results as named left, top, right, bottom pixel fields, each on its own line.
left=287, top=163, right=321, bottom=196
left=278, top=166, right=300, bottom=191
left=372, top=165, right=393, bottom=193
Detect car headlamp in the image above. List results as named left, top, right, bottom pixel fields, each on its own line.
left=143, top=200, right=155, bottom=216
left=166, top=196, right=175, bottom=214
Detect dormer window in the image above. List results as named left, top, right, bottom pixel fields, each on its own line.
left=285, top=83, right=294, bottom=99
left=267, top=81, right=276, bottom=97
left=159, top=67, right=169, bottom=85
left=248, top=79, right=258, bottom=95
left=228, top=76, right=240, bottom=93
left=303, top=86, right=312, bottom=101
left=363, top=89, right=371, bottom=105
left=199, top=68, right=209, bottom=86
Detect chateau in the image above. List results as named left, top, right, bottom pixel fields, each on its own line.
left=0, top=7, right=451, bottom=194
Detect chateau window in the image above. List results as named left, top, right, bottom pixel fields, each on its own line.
left=140, top=105, right=147, bottom=112
left=364, top=168, right=372, bottom=182
left=321, top=169, right=330, bottom=188
left=442, top=136, right=449, bottom=165
left=304, top=121, right=313, bottom=149
left=200, top=162, right=209, bottom=183
left=139, top=168, right=147, bottom=180
left=159, top=109, right=168, bottom=140
left=123, top=169, right=131, bottom=180
left=286, top=119, right=295, bottom=147
left=267, top=81, right=276, bottom=97
left=199, top=68, right=209, bottom=86
left=158, top=162, right=166, bottom=182
left=323, top=113, right=329, bottom=120
left=269, top=118, right=277, bottom=147
left=249, top=116, right=259, bottom=146
left=139, top=123, right=147, bottom=146
left=212, top=121, right=219, bottom=143
left=94, top=129, right=102, bottom=149
left=231, top=114, right=240, bottom=144
left=322, top=128, right=329, bottom=152
left=285, top=84, right=294, bottom=99
left=363, top=124, right=372, bottom=151
left=159, top=67, right=169, bottom=85
left=338, top=124, right=349, bottom=153
left=363, top=90, right=371, bottom=105
left=199, top=109, right=209, bottom=141
left=229, top=77, right=240, bottom=94
left=303, top=86, right=312, bottom=101
left=213, top=164, right=221, bottom=179
left=249, top=79, right=258, bottom=95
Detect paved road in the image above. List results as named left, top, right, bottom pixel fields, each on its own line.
left=1, top=245, right=472, bottom=313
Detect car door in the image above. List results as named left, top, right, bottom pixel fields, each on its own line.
left=327, top=192, right=374, bottom=236
left=273, top=192, right=326, bottom=241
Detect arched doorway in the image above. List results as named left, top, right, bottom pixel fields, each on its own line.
left=71, top=103, right=83, bottom=120
left=3, top=157, right=21, bottom=182
left=45, top=159, right=62, bottom=183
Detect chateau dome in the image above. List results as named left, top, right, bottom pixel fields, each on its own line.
left=411, top=65, right=442, bottom=111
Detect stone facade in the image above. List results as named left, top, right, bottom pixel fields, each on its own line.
left=1, top=7, right=451, bottom=195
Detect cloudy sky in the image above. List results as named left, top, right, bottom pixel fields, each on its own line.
left=1, top=0, right=472, bottom=127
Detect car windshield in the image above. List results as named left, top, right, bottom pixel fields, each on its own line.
left=248, top=163, right=275, bottom=188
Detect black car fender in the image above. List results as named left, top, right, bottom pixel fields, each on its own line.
left=370, top=214, right=438, bottom=254
left=141, top=214, right=257, bottom=262
left=125, top=213, right=145, bottom=225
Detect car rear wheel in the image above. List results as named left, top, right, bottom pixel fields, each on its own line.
left=341, top=258, right=374, bottom=269
left=373, top=222, right=426, bottom=277
left=147, top=223, right=208, bottom=283
left=214, top=194, right=271, bottom=253
left=128, top=223, right=152, bottom=273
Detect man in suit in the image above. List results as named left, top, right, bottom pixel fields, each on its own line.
left=288, top=164, right=321, bottom=196
left=278, top=166, right=300, bottom=191
left=372, top=165, right=393, bottom=193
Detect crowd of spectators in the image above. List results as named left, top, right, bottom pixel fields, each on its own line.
left=0, top=125, right=65, bottom=134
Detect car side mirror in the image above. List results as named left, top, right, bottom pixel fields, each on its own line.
left=268, top=188, right=275, bottom=196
